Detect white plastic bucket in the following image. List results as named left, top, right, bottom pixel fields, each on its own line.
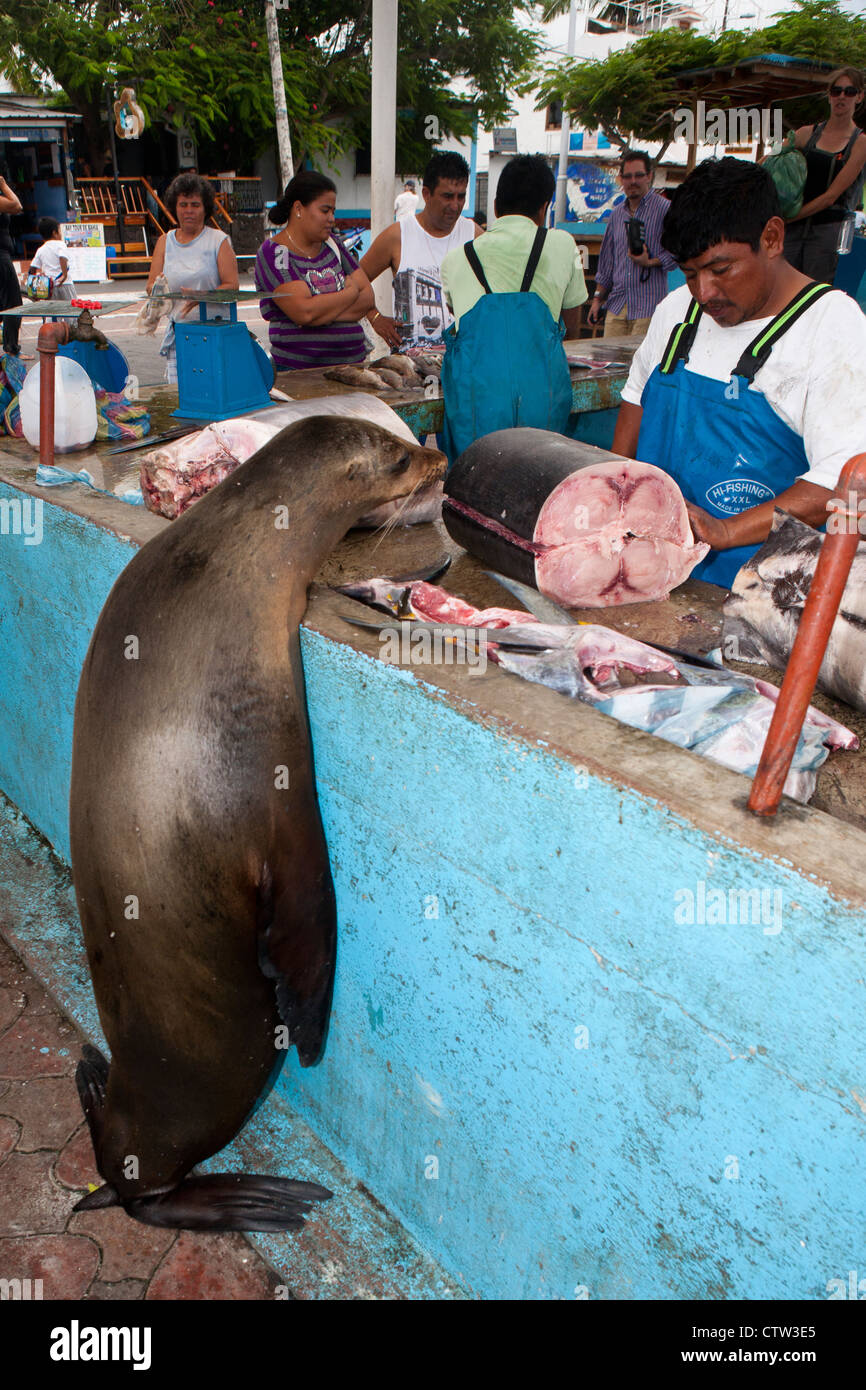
left=20, top=357, right=98, bottom=454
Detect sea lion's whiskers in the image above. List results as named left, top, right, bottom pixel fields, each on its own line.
left=369, top=480, right=427, bottom=553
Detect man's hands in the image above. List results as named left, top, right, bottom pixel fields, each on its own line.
left=370, top=312, right=403, bottom=349
left=686, top=502, right=734, bottom=550
left=587, top=296, right=605, bottom=326
left=627, top=248, right=655, bottom=268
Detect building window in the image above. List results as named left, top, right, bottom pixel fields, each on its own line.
left=545, top=102, right=563, bottom=131
left=355, top=146, right=371, bottom=177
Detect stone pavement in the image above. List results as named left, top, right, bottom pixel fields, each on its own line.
left=0, top=934, right=284, bottom=1300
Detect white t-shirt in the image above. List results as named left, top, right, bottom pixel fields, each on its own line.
left=393, top=213, right=475, bottom=347
left=622, top=283, right=866, bottom=493
left=31, top=238, right=73, bottom=282
left=394, top=191, right=419, bottom=220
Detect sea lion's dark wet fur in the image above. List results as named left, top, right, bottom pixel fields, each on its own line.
left=69, top=416, right=445, bottom=1231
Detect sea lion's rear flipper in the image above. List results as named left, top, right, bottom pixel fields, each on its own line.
left=256, top=861, right=337, bottom=1069
left=75, top=1043, right=110, bottom=1152
left=73, top=1183, right=122, bottom=1212
left=124, top=1173, right=333, bottom=1233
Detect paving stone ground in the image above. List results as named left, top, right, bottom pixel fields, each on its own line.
left=0, top=934, right=284, bottom=1300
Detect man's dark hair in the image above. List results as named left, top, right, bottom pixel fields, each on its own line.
left=620, top=150, right=651, bottom=175
left=38, top=216, right=60, bottom=239
left=661, top=157, right=781, bottom=263
left=165, top=172, right=217, bottom=220
left=422, top=150, right=470, bottom=193
left=494, top=155, right=555, bottom=218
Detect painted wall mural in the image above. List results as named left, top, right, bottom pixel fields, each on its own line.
left=564, top=160, right=623, bottom=224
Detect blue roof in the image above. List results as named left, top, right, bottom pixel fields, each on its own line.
left=676, top=51, right=836, bottom=79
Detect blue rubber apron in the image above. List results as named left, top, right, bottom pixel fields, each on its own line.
left=636, top=282, right=833, bottom=588
left=441, top=227, right=573, bottom=466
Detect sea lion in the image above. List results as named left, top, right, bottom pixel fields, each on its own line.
left=70, top=416, right=446, bottom=1231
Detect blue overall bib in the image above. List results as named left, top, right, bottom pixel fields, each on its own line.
left=636, top=282, right=833, bottom=589
left=441, top=227, right=573, bottom=466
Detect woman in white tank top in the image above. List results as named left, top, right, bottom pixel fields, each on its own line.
left=146, top=173, right=239, bottom=383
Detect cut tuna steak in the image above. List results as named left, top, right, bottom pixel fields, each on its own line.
left=443, top=428, right=708, bottom=607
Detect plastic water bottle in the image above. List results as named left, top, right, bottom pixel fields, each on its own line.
left=836, top=214, right=855, bottom=256
left=19, top=357, right=98, bottom=453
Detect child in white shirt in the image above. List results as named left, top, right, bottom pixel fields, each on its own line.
left=30, top=217, right=76, bottom=300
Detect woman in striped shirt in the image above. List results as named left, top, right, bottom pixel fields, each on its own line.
left=255, top=172, right=376, bottom=370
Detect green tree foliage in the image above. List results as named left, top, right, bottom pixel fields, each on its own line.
left=535, top=0, right=866, bottom=155
left=0, top=0, right=542, bottom=177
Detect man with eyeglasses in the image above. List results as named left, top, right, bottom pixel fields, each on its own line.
left=784, top=66, right=866, bottom=282
left=587, top=150, right=677, bottom=338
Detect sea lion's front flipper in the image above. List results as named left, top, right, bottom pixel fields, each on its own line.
left=256, top=860, right=337, bottom=1069
left=124, top=1173, right=333, bottom=1233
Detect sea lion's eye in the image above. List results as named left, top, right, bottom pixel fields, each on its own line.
left=392, top=451, right=412, bottom=475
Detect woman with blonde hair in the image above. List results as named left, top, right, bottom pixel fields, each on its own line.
left=784, top=66, right=866, bottom=281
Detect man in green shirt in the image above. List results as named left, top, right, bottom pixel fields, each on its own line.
left=439, top=154, right=588, bottom=463
left=441, top=157, right=587, bottom=333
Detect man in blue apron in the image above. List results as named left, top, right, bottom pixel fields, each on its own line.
left=612, top=157, right=866, bottom=589
left=439, top=154, right=588, bottom=465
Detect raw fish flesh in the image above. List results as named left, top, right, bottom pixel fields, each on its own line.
left=340, top=574, right=857, bottom=803
left=139, top=394, right=443, bottom=525
left=443, top=429, right=708, bottom=607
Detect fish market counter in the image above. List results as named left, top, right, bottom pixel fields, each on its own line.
left=1, top=433, right=866, bottom=1302
left=275, top=336, right=637, bottom=451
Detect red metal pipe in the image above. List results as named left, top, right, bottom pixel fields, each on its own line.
left=748, top=453, right=866, bottom=816
left=36, top=321, right=72, bottom=472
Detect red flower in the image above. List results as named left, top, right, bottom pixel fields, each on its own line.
left=217, top=15, right=222, bottom=23
left=251, top=40, right=257, bottom=48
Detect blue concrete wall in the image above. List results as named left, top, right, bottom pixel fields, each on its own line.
left=2, top=484, right=866, bottom=1298
left=283, top=635, right=866, bottom=1299
left=0, top=484, right=136, bottom=860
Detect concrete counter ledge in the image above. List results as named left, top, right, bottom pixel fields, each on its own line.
left=1, top=458, right=866, bottom=1300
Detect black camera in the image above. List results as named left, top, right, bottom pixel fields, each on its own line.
left=626, top=218, right=646, bottom=256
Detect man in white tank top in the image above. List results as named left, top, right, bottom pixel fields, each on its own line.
left=360, top=151, right=478, bottom=349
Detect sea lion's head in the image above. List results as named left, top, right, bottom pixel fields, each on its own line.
left=257, top=415, right=447, bottom=528
left=312, top=416, right=445, bottom=513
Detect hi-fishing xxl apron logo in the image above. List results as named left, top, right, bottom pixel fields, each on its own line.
left=706, top=460, right=775, bottom=516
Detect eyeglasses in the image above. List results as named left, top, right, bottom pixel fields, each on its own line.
left=829, top=85, right=859, bottom=97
